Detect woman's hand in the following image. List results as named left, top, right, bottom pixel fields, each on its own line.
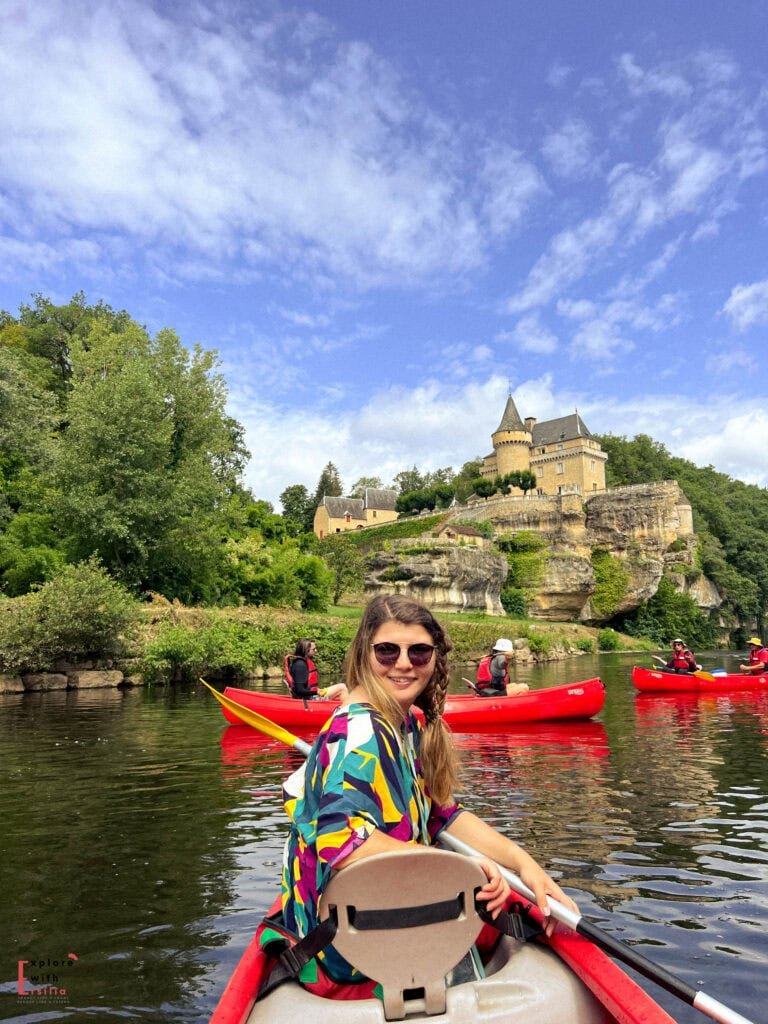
left=518, top=861, right=579, bottom=937
left=475, top=858, right=511, bottom=918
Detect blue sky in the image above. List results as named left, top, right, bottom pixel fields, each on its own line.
left=2, top=1, right=768, bottom=506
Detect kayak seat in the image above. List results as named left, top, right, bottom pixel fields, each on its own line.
left=319, top=848, right=489, bottom=1020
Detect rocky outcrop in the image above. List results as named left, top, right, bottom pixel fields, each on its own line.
left=393, top=481, right=719, bottom=622
left=365, top=542, right=508, bottom=614
left=0, top=673, right=25, bottom=693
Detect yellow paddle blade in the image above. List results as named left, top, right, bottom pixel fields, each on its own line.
left=200, top=678, right=311, bottom=755
left=693, top=670, right=716, bottom=683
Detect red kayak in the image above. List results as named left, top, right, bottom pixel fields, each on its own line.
left=220, top=678, right=605, bottom=731
left=209, top=885, right=674, bottom=1024
left=632, top=665, right=768, bottom=693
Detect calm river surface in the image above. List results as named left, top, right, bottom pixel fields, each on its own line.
left=2, top=653, right=767, bottom=1024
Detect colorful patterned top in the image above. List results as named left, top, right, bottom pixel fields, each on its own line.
left=281, top=701, right=463, bottom=982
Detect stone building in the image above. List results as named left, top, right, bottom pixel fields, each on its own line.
left=314, top=487, right=399, bottom=539
left=481, top=395, right=607, bottom=496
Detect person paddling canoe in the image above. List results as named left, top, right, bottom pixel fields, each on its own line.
left=663, top=638, right=699, bottom=673
left=475, top=638, right=530, bottom=697
left=739, top=637, right=768, bottom=674
left=279, top=595, right=577, bottom=994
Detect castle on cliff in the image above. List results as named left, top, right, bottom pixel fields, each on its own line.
left=481, top=395, right=607, bottom=496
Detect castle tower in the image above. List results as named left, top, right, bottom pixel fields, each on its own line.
left=490, top=395, right=532, bottom=478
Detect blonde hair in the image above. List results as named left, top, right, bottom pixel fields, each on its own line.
left=343, top=594, right=459, bottom=804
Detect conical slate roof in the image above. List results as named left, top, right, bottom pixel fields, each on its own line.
left=494, top=395, right=527, bottom=433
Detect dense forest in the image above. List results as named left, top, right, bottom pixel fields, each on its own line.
left=1, top=294, right=766, bottom=650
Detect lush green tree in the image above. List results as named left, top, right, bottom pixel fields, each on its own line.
left=49, top=315, right=247, bottom=596
left=616, top=577, right=716, bottom=648
left=598, top=433, right=671, bottom=487
left=312, top=461, right=344, bottom=506
left=320, top=534, right=366, bottom=604
left=393, top=466, right=427, bottom=495
left=0, top=512, right=65, bottom=596
left=452, top=458, right=484, bottom=502
left=0, top=557, right=139, bottom=673
left=279, top=483, right=315, bottom=535
left=518, top=469, right=537, bottom=495
left=223, top=535, right=331, bottom=610
left=472, top=477, right=496, bottom=498
left=349, top=476, right=383, bottom=497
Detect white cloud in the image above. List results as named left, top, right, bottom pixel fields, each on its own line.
left=506, top=53, right=766, bottom=315
left=704, top=350, right=755, bottom=375
left=546, top=63, right=573, bottom=88
left=498, top=314, right=558, bottom=355
left=235, top=372, right=768, bottom=505
left=722, top=280, right=768, bottom=331
left=477, top=144, right=545, bottom=237
left=617, top=53, right=692, bottom=100
left=0, top=0, right=531, bottom=290
left=541, top=120, right=596, bottom=179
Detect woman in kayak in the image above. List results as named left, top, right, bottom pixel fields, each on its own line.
left=281, top=594, right=577, bottom=987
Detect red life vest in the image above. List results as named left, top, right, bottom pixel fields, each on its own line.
left=284, top=655, right=319, bottom=695
left=476, top=654, right=508, bottom=690
left=749, top=647, right=768, bottom=668
left=669, top=649, right=695, bottom=670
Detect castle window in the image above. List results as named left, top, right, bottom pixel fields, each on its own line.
left=372, top=510, right=377, bottom=518
left=556, top=463, right=564, bottom=474
left=557, top=443, right=564, bottom=450
left=591, top=460, right=596, bottom=471
left=345, top=513, right=351, bottom=523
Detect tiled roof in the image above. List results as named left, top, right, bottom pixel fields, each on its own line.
left=320, top=496, right=366, bottom=520
left=364, top=488, right=398, bottom=511
left=438, top=523, right=483, bottom=537
left=532, top=413, right=593, bottom=445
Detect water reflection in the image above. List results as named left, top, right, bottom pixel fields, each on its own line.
left=1, top=657, right=766, bottom=1024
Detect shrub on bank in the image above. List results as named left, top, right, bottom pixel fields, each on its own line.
left=0, top=558, right=139, bottom=673
left=597, top=628, right=622, bottom=651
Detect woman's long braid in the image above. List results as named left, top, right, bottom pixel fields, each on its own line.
left=415, top=642, right=459, bottom=805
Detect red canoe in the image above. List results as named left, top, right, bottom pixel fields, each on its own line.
left=209, top=887, right=674, bottom=1024
left=220, top=677, right=605, bottom=731
left=632, top=665, right=768, bottom=693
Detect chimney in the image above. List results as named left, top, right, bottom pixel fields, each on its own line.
left=524, top=417, right=536, bottom=431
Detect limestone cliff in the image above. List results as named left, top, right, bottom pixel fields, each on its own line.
left=365, top=482, right=721, bottom=622
left=365, top=541, right=508, bottom=614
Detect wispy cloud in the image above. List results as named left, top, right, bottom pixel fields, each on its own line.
left=505, top=52, right=767, bottom=315
left=541, top=119, right=597, bottom=179
left=722, top=279, right=768, bottom=331
left=237, top=374, right=768, bottom=505
left=0, top=0, right=537, bottom=291
left=497, top=314, right=558, bottom=355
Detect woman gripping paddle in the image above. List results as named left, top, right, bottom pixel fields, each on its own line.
left=280, top=594, right=577, bottom=989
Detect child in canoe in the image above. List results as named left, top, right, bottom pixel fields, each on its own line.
left=280, top=595, right=577, bottom=989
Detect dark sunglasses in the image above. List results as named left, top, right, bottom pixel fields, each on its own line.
left=370, top=642, right=436, bottom=667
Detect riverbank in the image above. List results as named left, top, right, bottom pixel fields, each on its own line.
left=0, top=594, right=657, bottom=692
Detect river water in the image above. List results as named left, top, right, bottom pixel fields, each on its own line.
left=1, top=653, right=766, bottom=1024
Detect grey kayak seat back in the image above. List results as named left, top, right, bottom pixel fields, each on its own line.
left=319, top=848, right=488, bottom=1020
